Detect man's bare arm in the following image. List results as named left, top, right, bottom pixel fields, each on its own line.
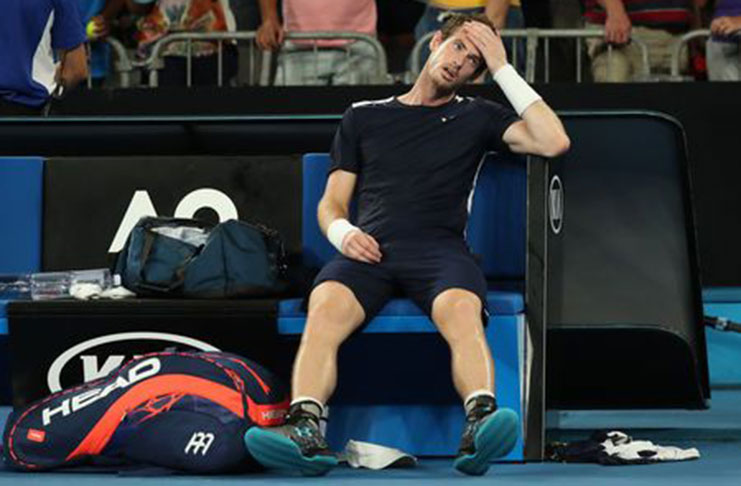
left=318, top=170, right=355, bottom=236
left=318, top=170, right=382, bottom=264
left=257, top=0, right=284, bottom=50
left=57, top=44, right=88, bottom=91
left=484, top=0, right=510, bottom=30
left=502, top=103, right=570, bottom=157
left=462, top=21, right=570, bottom=157
left=597, top=0, right=631, bottom=44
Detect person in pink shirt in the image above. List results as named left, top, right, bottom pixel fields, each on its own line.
left=256, top=0, right=381, bottom=85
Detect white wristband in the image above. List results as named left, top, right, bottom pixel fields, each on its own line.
left=327, top=218, right=358, bottom=253
left=493, top=64, right=542, bottom=116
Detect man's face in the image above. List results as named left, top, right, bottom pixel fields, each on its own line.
left=427, top=27, right=484, bottom=90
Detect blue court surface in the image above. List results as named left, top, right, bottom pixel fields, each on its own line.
left=0, top=391, right=739, bottom=486
left=0, top=441, right=738, bottom=486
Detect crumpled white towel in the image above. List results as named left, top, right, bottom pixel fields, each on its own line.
left=341, top=440, right=417, bottom=470
left=603, top=431, right=700, bottom=462
left=70, top=284, right=136, bottom=300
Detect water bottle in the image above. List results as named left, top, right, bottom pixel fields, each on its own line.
left=30, top=269, right=112, bottom=300
left=0, top=269, right=113, bottom=300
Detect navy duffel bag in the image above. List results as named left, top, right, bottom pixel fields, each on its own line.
left=114, top=216, right=288, bottom=298
left=3, top=351, right=289, bottom=473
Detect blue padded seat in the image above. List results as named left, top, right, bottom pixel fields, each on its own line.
left=280, top=291, right=523, bottom=319
left=278, top=291, right=524, bottom=334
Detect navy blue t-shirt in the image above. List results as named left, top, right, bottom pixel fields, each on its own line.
left=329, top=96, right=519, bottom=243
left=0, top=0, right=85, bottom=107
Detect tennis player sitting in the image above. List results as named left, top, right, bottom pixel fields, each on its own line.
left=245, top=12, right=570, bottom=476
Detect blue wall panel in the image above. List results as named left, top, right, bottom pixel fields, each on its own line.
left=0, top=157, right=44, bottom=405
left=0, top=157, right=44, bottom=273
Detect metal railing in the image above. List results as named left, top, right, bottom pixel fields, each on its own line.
left=410, top=28, right=651, bottom=83
left=85, top=36, right=134, bottom=88
left=670, top=29, right=710, bottom=80
left=140, top=31, right=259, bottom=87
left=139, top=31, right=390, bottom=87
left=87, top=27, right=719, bottom=88
left=269, top=32, right=391, bottom=86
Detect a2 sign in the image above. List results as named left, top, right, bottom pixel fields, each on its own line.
left=108, top=188, right=239, bottom=253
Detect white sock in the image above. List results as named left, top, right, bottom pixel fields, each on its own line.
left=291, top=396, right=325, bottom=417
left=464, top=389, right=496, bottom=415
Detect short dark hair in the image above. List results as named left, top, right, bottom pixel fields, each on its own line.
left=438, top=13, right=497, bottom=77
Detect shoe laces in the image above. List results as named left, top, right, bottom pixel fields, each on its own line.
left=285, top=410, right=329, bottom=456
left=459, top=403, right=497, bottom=454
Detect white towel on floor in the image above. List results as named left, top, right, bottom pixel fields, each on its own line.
left=602, top=431, right=700, bottom=462
left=342, top=440, right=417, bottom=470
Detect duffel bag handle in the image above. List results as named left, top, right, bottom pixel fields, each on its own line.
left=133, top=217, right=212, bottom=294
left=133, top=231, right=191, bottom=293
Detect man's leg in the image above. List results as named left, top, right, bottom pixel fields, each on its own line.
left=631, top=26, right=687, bottom=80
left=245, top=281, right=365, bottom=475
left=431, top=288, right=493, bottom=399
left=431, top=288, right=518, bottom=476
left=333, top=41, right=380, bottom=85
left=292, top=281, right=366, bottom=403
left=589, top=44, right=632, bottom=82
left=707, top=39, right=741, bottom=81
left=276, top=44, right=337, bottom=86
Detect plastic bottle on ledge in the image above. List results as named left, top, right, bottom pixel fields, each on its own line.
left=30, top=269, right=112, bottom=300
left=0, top=269, right=112, bottom=300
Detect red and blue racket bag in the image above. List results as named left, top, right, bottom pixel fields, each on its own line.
left=3, top=351, right=289, bottom=473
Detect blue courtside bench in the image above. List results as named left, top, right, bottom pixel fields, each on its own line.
left=277, top=153, right=528, bottom=458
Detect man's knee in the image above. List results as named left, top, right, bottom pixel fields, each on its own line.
left=304, top=281, right=365, bottom=343
left=431, top=288, right=485, bottom=342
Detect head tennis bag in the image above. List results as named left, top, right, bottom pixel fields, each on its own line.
left=113, top=216, right=288, bottom=298
left=3, top=351, right=289, bottom=473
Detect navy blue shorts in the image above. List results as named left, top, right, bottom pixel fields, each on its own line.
left=312, top=238, right=489, bottom=324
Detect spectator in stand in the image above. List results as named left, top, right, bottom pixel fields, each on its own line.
left=583, top=0, right=704, bottom=82
left=126, top=0, right=238, bottom=86
left=0, top=0, right=88, bottom=115
left=705, top=0, right=741, bottom=80
left=256, top=0, right=380, bottom=85
left=414, top=1, right=525, bottom=74
left=79, top=0, right=125, bottom=86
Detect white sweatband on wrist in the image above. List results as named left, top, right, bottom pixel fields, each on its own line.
left=493, top=64, right=542, bottom=116
left=327, top=218, right=358, bottom=252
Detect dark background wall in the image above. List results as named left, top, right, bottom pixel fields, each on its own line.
left=1, top=82, right=737, bottom=286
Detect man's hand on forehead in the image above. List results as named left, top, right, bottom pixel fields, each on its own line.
left=462, top=21, right=499, bottom=50
left=460, top=21, right=508, bottom=74
left=465, top=20, right=498, bottom=37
